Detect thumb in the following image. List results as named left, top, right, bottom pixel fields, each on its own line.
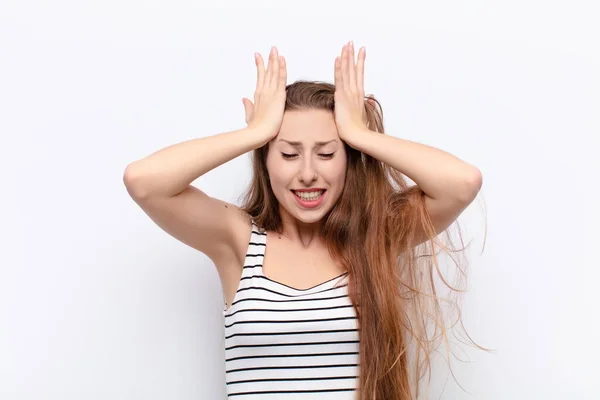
left=242, top=98, right=254, bottom=124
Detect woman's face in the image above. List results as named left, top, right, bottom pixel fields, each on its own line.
left=266, top=108, right=347, bottom=225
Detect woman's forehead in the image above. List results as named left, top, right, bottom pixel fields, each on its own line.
left=275, top=138, right=340, bottom=149
left=278, top=110, right=339, bottom=143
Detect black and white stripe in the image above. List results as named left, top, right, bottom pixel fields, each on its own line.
left=223, top=223, right=360, bottom=399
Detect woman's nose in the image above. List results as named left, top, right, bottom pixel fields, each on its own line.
left=299, top=162, right=317, bottom=183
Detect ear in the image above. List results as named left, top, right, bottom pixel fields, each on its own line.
left=242, top=97, right=254, bottom=124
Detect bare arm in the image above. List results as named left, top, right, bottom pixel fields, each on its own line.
left=123, top=127, right=269, bottom=200
left=334, top=42, right=482, bottom=246
left=122, top=47, right=287, bottom=266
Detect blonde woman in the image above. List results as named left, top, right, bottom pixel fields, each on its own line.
left=124, top=41, right=484, bottom=399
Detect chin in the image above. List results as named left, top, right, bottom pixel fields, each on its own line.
left=292, top=212, right=326, bottom=224
left=280, top=201, right=328, bottom=225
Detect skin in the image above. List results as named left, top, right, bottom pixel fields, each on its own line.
left=265, top=108, right=347, bottom=248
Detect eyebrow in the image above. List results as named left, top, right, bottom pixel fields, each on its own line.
left=277, top=139, right=338, bottom=147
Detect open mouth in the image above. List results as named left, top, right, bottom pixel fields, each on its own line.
left=291, top=189, right=326, bottom=201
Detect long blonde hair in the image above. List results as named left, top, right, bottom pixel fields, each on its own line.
left=239, top=80, right=489, bottom=399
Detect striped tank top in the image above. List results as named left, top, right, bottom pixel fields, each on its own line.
left=223, top=222, right=360, bottom=399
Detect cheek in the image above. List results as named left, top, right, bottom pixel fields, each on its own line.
left=266, top=166, right=294, bottom=197
left=328, top=159, right=347, bottom=188
left=266, top=155, right=284, bottom=185
left=268, top=162, right=292, bottom=181
left=269, top=174, right=286, bottom=191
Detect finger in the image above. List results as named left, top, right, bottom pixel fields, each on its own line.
left=242, top=98, right=253, bottom=123
left=255, top=53, right=265, bottom=91
left=269, top=47, right=280, bottom=88
left=348, top=41, right=357, bottom=93
left=334, top=56, right=342, bottom=88
left=340, top=44, right=348, bottom=91
left=356, top=46, right=366, bottom=98
left=264, top=47, right=276, bottom=88
left=278, top=55, right=287, bottom=91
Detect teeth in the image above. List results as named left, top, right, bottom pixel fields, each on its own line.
left=294, top=190, right=324, bottom=200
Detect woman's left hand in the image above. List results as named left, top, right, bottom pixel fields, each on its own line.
left=334, top=41, right=370, bottom=144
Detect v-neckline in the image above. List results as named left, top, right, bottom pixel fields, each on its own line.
left=261, top=270, right=349, bottom=291
left=261, top=229, right=348, bottom=291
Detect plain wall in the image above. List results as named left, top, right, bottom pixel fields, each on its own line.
left=1, top=1, right=598, bottom=399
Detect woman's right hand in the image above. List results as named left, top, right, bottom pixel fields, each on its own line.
left=242, top=46, right=287, bottom=146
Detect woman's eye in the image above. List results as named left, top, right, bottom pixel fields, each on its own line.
left=281, top=153, right=334, bottom=159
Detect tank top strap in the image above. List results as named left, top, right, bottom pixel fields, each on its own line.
left=223, top=220, right=267, bottom=312
left=244, top=220, right=267, bottom=277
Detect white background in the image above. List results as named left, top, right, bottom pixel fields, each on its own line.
left=1, top=1, right=598, bottom=399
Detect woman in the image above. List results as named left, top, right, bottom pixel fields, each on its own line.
left=124, top=41, right=485, bottom=399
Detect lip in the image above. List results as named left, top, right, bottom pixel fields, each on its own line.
left=292, top=188, right=326, bottom=193
left=291, top=189, right=326, bottom=209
